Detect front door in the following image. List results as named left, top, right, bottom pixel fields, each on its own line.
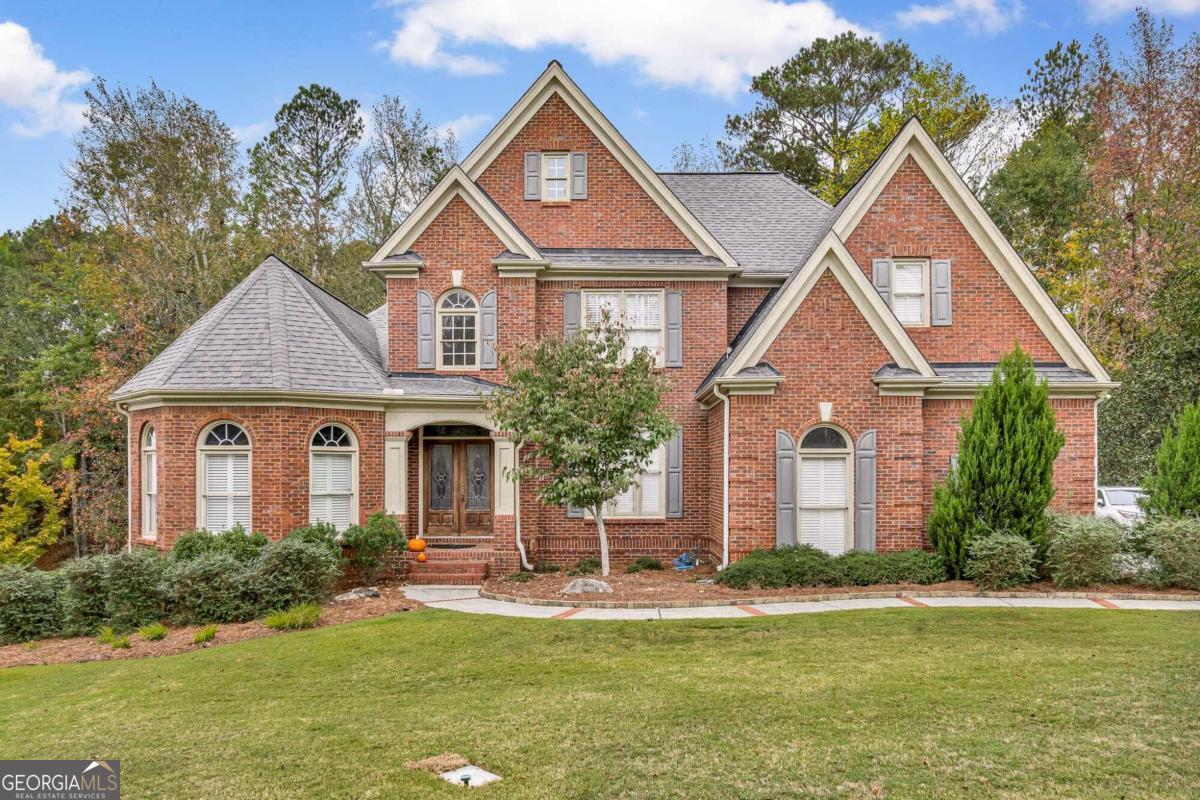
left=425, top=440, right=493, bottom=535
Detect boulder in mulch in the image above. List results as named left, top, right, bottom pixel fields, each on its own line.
left=562, top=578, right=613, bottom=594
left=334, top=587, right=381, bottom=603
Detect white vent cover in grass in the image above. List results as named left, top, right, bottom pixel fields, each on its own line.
left=440, top=765, right=502, bottom=787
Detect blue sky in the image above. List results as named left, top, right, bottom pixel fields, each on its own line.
left=1, top=0, right=1197, bottom=232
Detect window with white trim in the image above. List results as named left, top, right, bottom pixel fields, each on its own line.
left=890, top=259, right=929, bottom=326
left=605, top=444, right=665, bottom=518
left=141, top=425, right=157, bottom=540
left=582, top=289, right=665, bottom=366
left=198, top=422, right=251, bottom=533
left=542, top=153, right=569, bottom=200
left=310, top=424, right=357, bottom=531
left=437, top=290, right=479, bottom=369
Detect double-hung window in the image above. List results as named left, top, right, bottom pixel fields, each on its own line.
left=605, top=444, right=665, bottom=518
left=310, top=424, right=357, bottom=531
left=437, top=290, right=479, bottom=369
left=542, top=153, right=569, bottom=200
left=582, top=289, right=665, bottom=366
left=890, top=259, right=929, bottom=326
left=141, top=426, right=157, bottom=540
left=198, top=422, right=251, bottom=533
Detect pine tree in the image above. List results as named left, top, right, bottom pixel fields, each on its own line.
left=928, top=346, right=1066, bottom=576
left=1142, top=400, right=1200, bottom=517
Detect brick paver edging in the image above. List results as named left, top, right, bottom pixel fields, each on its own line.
left=477, top=587, right=1200, bottom=610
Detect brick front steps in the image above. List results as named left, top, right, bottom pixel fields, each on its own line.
left=477, top=587, right=1200, bottom=610
left=403, top=547, right=491, bottom=585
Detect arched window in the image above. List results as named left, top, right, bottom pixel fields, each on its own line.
left=797, top=425, right=852, bottom=555
left=198, top=422, right=251, bottom=533
left=310, top=424, right=357, bottom=531
left=437, top=290, right=478, bottom=369
left=141, top=426, right=157, bottom=540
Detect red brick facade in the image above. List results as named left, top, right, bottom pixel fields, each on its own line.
left=126, top=85, right=1102, bottom=573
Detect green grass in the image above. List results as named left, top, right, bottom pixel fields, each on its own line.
left=1, top=608, right=1198, bottom=799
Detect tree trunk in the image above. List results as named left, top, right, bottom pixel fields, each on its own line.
left=592, top=505, right=610, bottom=577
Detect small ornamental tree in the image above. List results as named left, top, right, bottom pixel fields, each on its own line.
left=0, top=421, right=67, bottom=565
left=484, top=316, right=675, bottom=577
left=927, top=346, right=1065, bottom=576
left=1142, top=400, right=1200, bottom=518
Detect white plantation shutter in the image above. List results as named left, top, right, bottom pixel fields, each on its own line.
left=144, top=452, right=157, bottom=537
left=585, top=292, right=619, bottom=327
left=310, top=452, right=354, bottom=531
left=799, top=457, right=848, bottom=555
left=639, top=446, right=662, bottom=515
left=612, top=487, right=636, bottom=515
left=624, top=292, right=661, bottom=359
left=892, top=262, right=925, bottom=324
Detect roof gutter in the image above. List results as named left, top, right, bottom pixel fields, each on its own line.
left=115, top=402, right=132, bottom=554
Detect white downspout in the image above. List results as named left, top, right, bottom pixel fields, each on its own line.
left=712, top=384, right=731, bottom=570
left=116, top=403, right=133, bottom=553
left=513, top=443, right=532, bottom=571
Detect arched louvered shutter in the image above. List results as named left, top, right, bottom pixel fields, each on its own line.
left=480, top=290, right=498, bottom=369
left=417, top=290, right=435, bottom=368
left=776, top=430, right=796, bottom=547
left=855, top=429, right=877, bottom=552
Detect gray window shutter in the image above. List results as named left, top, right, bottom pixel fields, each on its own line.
left=570, top=152, right=588, bottom=199
left=566, top=503, right=584, bottom=519
left=776, top=430, right=796, bottom=547
left=872, top=259, right=893, bottom=308
left=855, top=430, right=877, bottom=552
left=417, top=290, right=435, bottom=368
left=524, top=152, right=541, bottom=200
left=480, top=290, right=498, bottom=369
left=665, top=290, right=682, bottom=367
left=931, top=258, right=952, bottom=326
left=666, top=427, right=683, bottom=518
left=563, top=291, right=581, bottom=338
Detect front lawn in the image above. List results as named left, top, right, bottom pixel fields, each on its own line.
left=1, top=608, right=1198, bottom=799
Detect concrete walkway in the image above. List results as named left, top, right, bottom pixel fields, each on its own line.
left=402, top=586, right=1200, bottom=620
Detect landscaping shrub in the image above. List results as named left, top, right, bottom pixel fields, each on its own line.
left=1047, top=515, right=1122, bottom=588
left=0, top=564, right=65, bottom=643
left=928, top=347, right=1065, bottom=576
left=568, top=557, right=601, bottom=576
left=104, top=548, right=166, bottom=631
left=1142, top=400, right=1200, bottom=517
left=193, top=624, right=217, bottom=644
left=164, top=552, right=254, bottom=625
left=138, top=622, right=168, bottom=641
left=876, top=550, right=948, bottom=585
left=96, top=626, right=118, bottom=645
left=341, top=513, right=406, bottom=583
left=170, top=526, right=269, bottom=563
left=286, top=522, right=343, bottom=560
left=504, top=571, right=534, bottom=582
left=111, top=635, right=131, bottom=649
left=264, top=603, right=322, bottom=631
left=625, top=557, right=664, bottom=574
left=718, top=547, right=946, bottom=590
left=58, top=554, right=114, bottom=635
left=1144, top=517, right=1200, bottom=589
left=965, top=533, right=1036, bottom=590
left=250, top=538, right=340, bottom=613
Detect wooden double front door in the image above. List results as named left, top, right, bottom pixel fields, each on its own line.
left=424, top=440, right=493, bottom=535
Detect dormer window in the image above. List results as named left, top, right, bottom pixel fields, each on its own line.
left=543, top=153, right=569, bottom=200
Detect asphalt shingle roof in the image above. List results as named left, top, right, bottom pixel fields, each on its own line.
left=113, top=256, right=388, bottom=398
left=541, top=248, right=724, bottom=266
left=875, top=363, right=1099, bottom=383
left=659, top=172, right=832, bottom=275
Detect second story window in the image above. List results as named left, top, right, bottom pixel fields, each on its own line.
left=437, top=290, right=478, bottom=369
left=543, top=153, right=569, bottom=200
left=891, top=259, right=929, bottom=326
left=583, top=289, right=664, bottom=366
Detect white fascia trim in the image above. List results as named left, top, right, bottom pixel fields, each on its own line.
left=726, top=234, right=935, bottom=379
left=368, top=165, right=541, bottom=264
left=120, top=390, right=495, bottom=412
left=459, top=62, right=737, bottom=268
left=833, top=119, right=1110, bottom=382
left=728, top=274, right=789, bottom=288
left=536, top=264, right=739, bottom=281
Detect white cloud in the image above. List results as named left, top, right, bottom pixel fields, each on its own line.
left=1083, top=0, right=1200, bottom=19
left=382, top=0, right=867, bottom=97
left=436, top=112, right=491, bottom=142
left=231, top=120, right=271, bottom=144
left=0, top=21, right=90, bottom=137
left=896, top=0, right=1023, bottom=34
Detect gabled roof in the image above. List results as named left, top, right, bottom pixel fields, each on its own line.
left=366, top=165, right=543, bottom=267
left=658, top=172, right=832, bottom=276
left=113, top=256, right=388, bottom=400
left=459, top=61, right=737, bottom=267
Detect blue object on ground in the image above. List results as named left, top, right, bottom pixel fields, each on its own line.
left=673, top=552, right=698, bottom=571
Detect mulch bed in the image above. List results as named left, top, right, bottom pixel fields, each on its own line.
left=0, top=586, right=423, bottom=670
left=482, top=567, right=1200, bottom=606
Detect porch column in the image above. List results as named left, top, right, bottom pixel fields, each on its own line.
left=384, top=431, right=411, bottom=518
left=491, top=431, right=520, bottom=572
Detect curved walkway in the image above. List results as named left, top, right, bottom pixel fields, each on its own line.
left=402, top=586, right=1200, bottom=620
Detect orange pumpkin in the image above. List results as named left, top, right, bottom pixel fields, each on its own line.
left=408, top=536, right=426, bottom=553
left=416, top=552, right=427, bottom=563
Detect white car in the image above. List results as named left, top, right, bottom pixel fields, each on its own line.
left=1095, top=486, right=1146, bottom=527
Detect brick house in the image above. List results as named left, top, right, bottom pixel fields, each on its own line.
left=113, top=61, right=1115, bottom=578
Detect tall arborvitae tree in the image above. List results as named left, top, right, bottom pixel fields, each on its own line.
left=1141, top=401, right=1200, bottom=518
left=928, top=347, right=1065, bottom=576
